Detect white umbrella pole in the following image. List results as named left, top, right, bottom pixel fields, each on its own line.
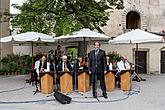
left=31, top=42, right=34, bottom=68
left=136, top=43, right=138, bottom=51
left=83, top=37, right=86, bottom=59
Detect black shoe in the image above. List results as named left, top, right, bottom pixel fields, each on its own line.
left=93, top=92, right=97, bottom=98
left=103, top=92, right=108, bottom=99
left=93, top=95, right=97, bottom=98
left=141, top=78, right=146, bottom=81
left=103, top=94, right=108, bottom=99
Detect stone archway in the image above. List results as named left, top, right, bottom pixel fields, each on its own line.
left=121, top=5, right=147, bottom=32
left=126, top=11, right=141, bottom=29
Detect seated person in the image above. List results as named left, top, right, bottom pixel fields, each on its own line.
left=117, top=56, right=130, bottom=72
left=116, top=56, right=130, bottom=87
left=57, top=55, right=72, bottom=72
left=77, top=57, right=87, bottom=70
left=27, top=54, right=42, bottom=84
left=49, top=59, right=56, bottom=72
left=35, top=55, right=50, bottom=77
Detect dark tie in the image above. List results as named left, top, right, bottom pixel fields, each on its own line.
left=95, top=50, right=98, bottom=67
left=124, top=63, right=126, bottom=69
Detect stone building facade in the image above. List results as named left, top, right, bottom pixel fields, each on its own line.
left=94, top=0, right=165, bottom=74
left=0, top=0, right=12, bottom=57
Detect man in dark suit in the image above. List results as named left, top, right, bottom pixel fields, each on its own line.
left=88, top=42, right=108, bottom=99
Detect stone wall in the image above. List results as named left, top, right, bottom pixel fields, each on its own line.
left=102, top=0, right=165, bottom=37
left=0, top=0, right=12, bottom=57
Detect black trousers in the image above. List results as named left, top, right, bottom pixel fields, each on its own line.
left=92, top=70, right=106, bottom=95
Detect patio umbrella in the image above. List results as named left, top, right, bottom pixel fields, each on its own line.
left=54, top=28, right=111, bottom=58
left=109, top=29, right=164, bottom=44
left=0, top=32, right=55, bottom=66
left=108, top=29, right=164, bottom=73
left=0, top=32, right=55, bottom=42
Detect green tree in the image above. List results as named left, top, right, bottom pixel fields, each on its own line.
left=11, top=0, right=124, bottom=35
left=10, top=0, right=124, bottom=57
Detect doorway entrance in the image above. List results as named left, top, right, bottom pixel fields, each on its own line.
left=161, top=51, right=165, bottom=73
left=135, top=51, right=147, bottom=74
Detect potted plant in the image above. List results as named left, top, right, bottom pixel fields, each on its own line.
left=108, top=51, right=121, bottom=69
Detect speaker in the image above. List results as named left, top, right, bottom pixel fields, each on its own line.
left=54, top=91, right=72, bottom=104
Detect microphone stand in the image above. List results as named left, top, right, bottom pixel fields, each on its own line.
left=74, top=60, right=78, bottom=91
left=128, top=61, right=146, bottom=81
left=33, top=71, right=40, bottom=95
left=128, top=61, right=143, bottom=69
left=73, top=59, right=84, bottom=95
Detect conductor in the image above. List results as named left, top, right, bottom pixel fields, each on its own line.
left=88, top=41, right=108, bottom=99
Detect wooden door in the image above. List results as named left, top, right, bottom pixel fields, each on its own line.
left=135, top=51, right=147, bottom=74
left=161, top=51, right=165, bottom=73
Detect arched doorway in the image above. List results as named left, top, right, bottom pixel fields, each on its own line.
left=126, top=11, right=141, bottom=29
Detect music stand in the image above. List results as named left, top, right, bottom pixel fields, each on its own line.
left=73, top=59, right=88, bottom=92
left=73, top=60, right=79, bottom=91
left=104, top=70, right=116, bottom=92
left=77, top=70, right=90, bottom=93
left=120, top=70, right=131, bottom=91
left=58, top=71, right=73, bottom=94
left=40, top=72, right=54, bottom=94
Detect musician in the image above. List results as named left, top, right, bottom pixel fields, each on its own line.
left=35, top=55, right=50, bottom=76
left=57, top=55, right=72, bottom=72
left=116, top=56, right=130, bottom=87
left=54, top=45, right=63, bottom=66
left=49, top=59, right=56, bottom=72
left=48, top=49, right=55, bottom=62
left=117, top=56, right=131, bottom=72
left=88, top=41, right=107, bottom=99
left=47, top=49, right=56, bottom=72
left=28, top=54, right=42, bottom=85
left=77, top=57, right=86, bottom=70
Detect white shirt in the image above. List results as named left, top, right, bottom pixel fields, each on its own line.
left=62, top=62, right=69, bottom=71
left=62, top=62, right=65, bottom=71
left=117, top=60, right=130, bottom=72
left=35, top=61, right=50, bottom=74
left=109, top=63, right=113, bottom=70
left=34, top=60, right=40, bottom=69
